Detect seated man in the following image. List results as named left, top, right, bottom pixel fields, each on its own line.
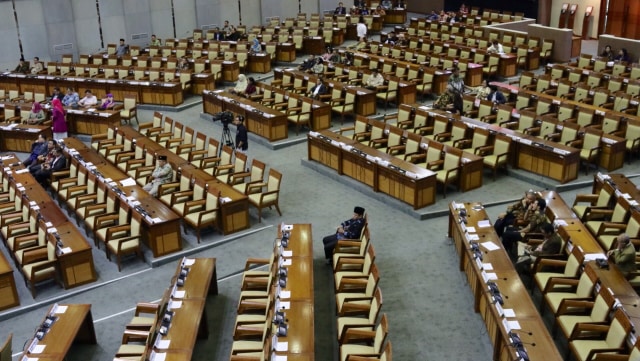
left=608, top=233, right=636, bottom=278
left=143, top=155, right=174, bottom=197
left=34, top=147, right=66, bottom=186
left=78, top=89, right=98, bottom=108
left=365, top=70, right=385, bottom=89
left=22, top=134, right=48, bottom=167
left=116, top=38, right=128, bottom=57
left=29, top=139, right=56, bottom=174
left=487, top=85, right=506, bottom=104
left=502, top=199, right=547, bottom=256
left=14, top=58, right=29, bottom=74
left=487, top=40, right=504, bottom=54
left=322, top=206, right=366, bottom=264
left=515, top=222, right=562, bottom=276
left=494, top=189, right=537, bottom=237
left=308, top=78, right=328, bottom=100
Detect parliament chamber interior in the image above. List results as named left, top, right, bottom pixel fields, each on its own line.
left=1, top=0, right=640, bottom=360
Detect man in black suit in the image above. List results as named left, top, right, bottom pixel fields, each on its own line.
left=334, top=2, right=347, bottom=14
left=212, top=27, right=224, bottom=41
left=308, top=78, right=328, bottom=100
left=34, top=147, right=66, bottom=186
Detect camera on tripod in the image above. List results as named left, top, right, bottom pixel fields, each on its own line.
left=211, top=111, right=234, bottom=128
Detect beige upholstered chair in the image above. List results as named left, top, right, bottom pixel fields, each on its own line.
left=542, top=267, right=597, bottom=316
left=572, top=185, right=613, bottom=222
left=183, top=187, right=220, bottom=243
left=340, top=314, right=389, bottom=361
left=480, top=134, right=512, bottom=180
left=337, top=287, right=383, bottom=343
left=21, top=241, right=59, bottom=298
left=568, top=309, right=632, bottom=361
left=248, top=168, right=282, bottom=223
left=120, top=96, right=138, bottom=125
left=557, top=288, right=615, bottom=342
left=106, top=211, right=144, bottom=271
left=533, top=247, right=583, bottom=294
left=0, top=333, right=11, bottom=361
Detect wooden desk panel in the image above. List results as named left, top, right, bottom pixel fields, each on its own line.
left=191, top=73, right=215, bottom=94
left=384, top=9, right=407, bottom=24
left=247, top=54, right=272, bottom=73
left=23, top=304, right=97, bottom=361
left=498, top=54, right=517, bottom=78
left=0, top=251, right=19, bottom=311
left=302, top=37, right=325, bottom=55
left=0, top=123, right=51, bottom=153
left=309, top=130, right=437, bottom=209
left=66, top=109, right=121, bottom=135
left=203, top=90, right=289, bottom=142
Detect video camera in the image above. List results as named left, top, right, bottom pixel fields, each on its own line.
left=211, top=111, right=234, bottom=127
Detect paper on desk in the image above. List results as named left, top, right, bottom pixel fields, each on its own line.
left=31, top=345, right=46, bottom=354
left=279, top=290, right=291, bottom=299
left=60, top=247, right=72, bottom=254
left=486, top=272, right=498, bottom=280
left=281, top=258, right=292, bottom=266
left=507, top=320, right=521, bottom=330
left=152, top=217, right=162, bottom=223
left=504, top=309, right=516, bottom=318
left=173, top=290, right=185, bottom=299
left=466, top=226, right=476, bottom=233
left=554, top=219, right=568, bottom=227
left=466, top=233, right=479, bottom=241
left=169, top=300, right=182, bottom=309
left=15, top=168, right=30, bottom=174
left=119, top=178, right=137, bottom=187
left=23, top=358, right=39, bottom=361
left=184, top=258, right=196, bottom=266
left=150, top=351, right=167, bottom=361
left=55, top=305, right=68, bottom=314
left=480, top=241, right=500, bottom=251
left=584, top=253, right=607, bottom=262
left=279, top=301, right=290, bottom=309
left=482, top=263, right=493, bottom=270
left=282, top=250, right=293, bottom=257
left=156, top=339, right=171, bottom=349
left=271, top=354, right=287, bottom=361
left=276, top=341, right=289, bottom=352
left=477, top=220, right=491, bottom=228
left=220, top=196, right=232, bottom=203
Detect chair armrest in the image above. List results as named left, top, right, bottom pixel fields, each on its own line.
left=243, top=257, right=270, bottom=270
left=184, top=199, right=206, bottom=214
left=544, top=277, right=579, bottom=293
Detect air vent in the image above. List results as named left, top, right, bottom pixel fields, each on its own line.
left=132, top=33, right=149, bottom=40
left=53, top=43, right=73, bottom=55
left=202, top=24, right=218, bottom=31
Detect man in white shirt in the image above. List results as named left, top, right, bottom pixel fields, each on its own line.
left=487, top=40, right=504, bottom=54
left=356, top=16, right=367, bottom=41
left=78, top=90, right=98, bottom=108
left=365, top=70, right=384, bottom=89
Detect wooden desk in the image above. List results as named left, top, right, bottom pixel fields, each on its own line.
left=273, top=68, right=376, bottom=117
left=115, top=127, right=250, bottom=236
left=433, top=69, right=452, bottom=94
left=65, top=109, right=121, bottom=135
left=452, top=112, right=580, bottom=183
left=0, top=123, right=51, bottom=153
left=23, top=304, right=97, bottom=361
left=277, top=43, right=296, bottom=62
left=146, top=258, right=217, bottom=360
left=599, top=134, right=626, bottom=171
left=539, top=190, right=577, bottom=221
left=222, top=60, right=240, bottom=82
left=275, top=224, right=314, bottom=359
left=593, top=173, right=640, bottom=202
left=191, top=73, right=215, bottom=94
left=308, top=130, right=437, bottom=209
left=498, top=54, right=517, bottom=78
left=247, top=54, right=272, bottom=73
left=62, top=137, right=183, bottom=257
left=448, top=202, right=563, bottom=361
left=203, top=90, right=289, bottom=142
left=466, top=63, right=483, bottom=87
left=384, top=9, right=407, bottom=24
left=302, top=36, right=326, bottom=55
left=0, top=251, right=19, bottom=311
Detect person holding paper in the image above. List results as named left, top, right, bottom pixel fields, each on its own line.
left=322, top=206, right=366, bottom=264
left=515, top=223, right=561, bottom=276
left=34, top=147, right=66, bottom=186
left=493, top=189, right=537, bottom=237
left=143, top=155, right=173, bottom=197
left=29, top=139, right=56, bottom=174
left=607, top=233, right=636, bottom=278
left=22, top=134, right=48, bottom=167
left=501, top=199, right=547, bottom=257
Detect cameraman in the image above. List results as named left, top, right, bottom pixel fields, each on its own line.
left=234, top=115, right=248, bottom=153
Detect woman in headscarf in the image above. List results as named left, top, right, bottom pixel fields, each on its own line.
left=51, top=99, right=68, bottom=140
left=230, top=74, right=248, bottom=95
left=244, top=77, right=257, bottom=97
left=250, top=38, right=262, bottom=54
left=99, top=93, right=115, bottom=110
left=26, top=102, right=46, bottom=124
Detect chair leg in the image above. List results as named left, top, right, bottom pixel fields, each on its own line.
left=275, top=203, right=282, bottom=216
left=258, top=208, right=262, bottom=223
